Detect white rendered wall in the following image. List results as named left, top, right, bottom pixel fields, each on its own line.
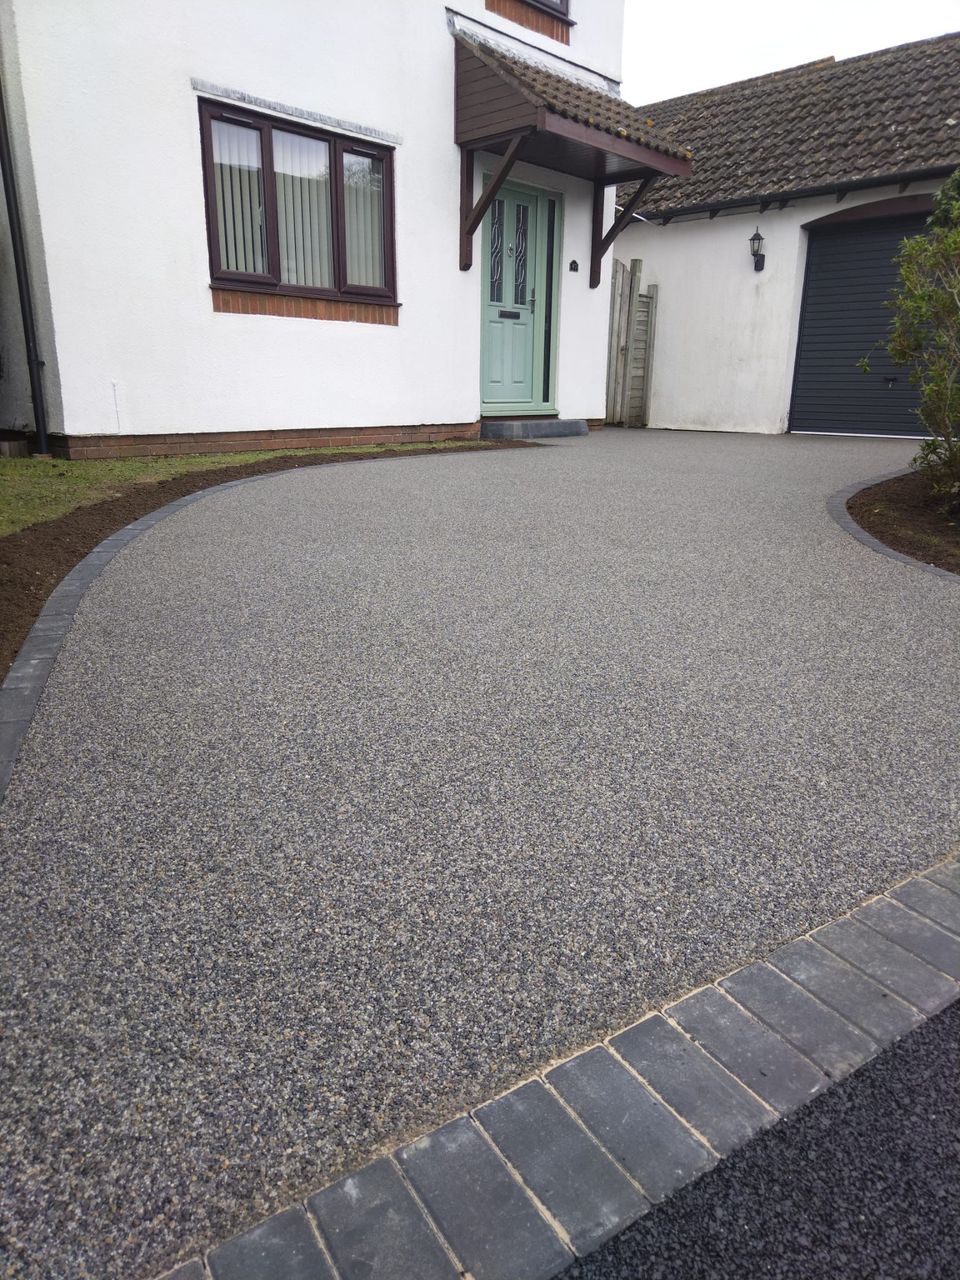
left=614, top=183, right=938, bottom=434
left=1, top=0, right=623, bottom=438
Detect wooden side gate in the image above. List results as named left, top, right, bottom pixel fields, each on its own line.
left=605, top=258, right=658, bottom=427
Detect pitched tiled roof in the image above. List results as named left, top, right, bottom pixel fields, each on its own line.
left=455, top=32, right=691, bottom=162
left=620, top=31, right=960, bottom=215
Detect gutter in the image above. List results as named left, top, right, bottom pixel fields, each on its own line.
left=627, top=165, right=955, bottom=224
left=0, top=67, right=48, bottom=454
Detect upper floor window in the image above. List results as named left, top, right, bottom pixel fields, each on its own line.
left=484, top=0, right=572, bottom=43
left=198, top=100, right=396, bottom=303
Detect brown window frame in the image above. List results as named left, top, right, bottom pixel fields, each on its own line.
left=198, top=99, right=397, bottom=305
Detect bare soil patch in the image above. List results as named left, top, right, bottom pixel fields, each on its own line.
left=847, top=470, right=960, bottom=577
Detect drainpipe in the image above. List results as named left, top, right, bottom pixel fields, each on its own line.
left=0, top=68, right=49, bottom=454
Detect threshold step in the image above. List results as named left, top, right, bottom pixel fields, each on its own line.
left=480, top=418, right=588, bottom=440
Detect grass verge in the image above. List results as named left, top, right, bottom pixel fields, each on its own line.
left=0, top=442, right=497, bottom=537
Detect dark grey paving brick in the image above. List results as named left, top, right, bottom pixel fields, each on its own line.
left=44, top=587, right=84, bottom=612
left=927, top=861, right=960, bottom=897
left=545, top=1046, right=714, bottom=1204
left=611, top=1014, right=774, bottom=1155
left=16, top=631, right=63, bottom=660
left=770, top=937, right=921, bottom=1044
left=854, top=897, right=960, bottom=980
left=308, top=1156, right=457, bottom=1280
left=0, top=686, right=40, bottom=722
left=667, top=986, right=826, bottom=1114
left=0, top=719, right=28, bottom=759
left=890, top=878, right=960, bottom=937
left=720, top=962, right=876, bottom=1079
left=476, top=1078, right=649, bottom=1256
left=397, top=1116, right=570, bottom=1280
left=813, top=916, right=959, bottom=1014
left=207, top=1207, right=334, bottom=1280
left=3, top=655, right=55, bottom=689
left=34, top=609, right=74, bottom=629
left=157, top=1262, right=207, bottom=1280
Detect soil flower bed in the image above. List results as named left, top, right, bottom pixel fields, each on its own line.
left=848, top=469, right=960, bottom=577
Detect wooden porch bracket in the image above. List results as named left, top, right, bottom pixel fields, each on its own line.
left=589, top=178, right=654, bottom=288
left=459, top=133, right=528, bottom=271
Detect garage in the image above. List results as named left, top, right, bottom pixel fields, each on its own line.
left=789, top=212, right=929, bottom=437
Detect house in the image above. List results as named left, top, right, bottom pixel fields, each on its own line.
left=612, top=32, right=960, bottom=437
left=0, top=0, right=689, bottom=458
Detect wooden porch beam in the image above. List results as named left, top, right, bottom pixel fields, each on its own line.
left=591, top=178, right=653, bottom=288
left=459, top=133, right=527, bottom=271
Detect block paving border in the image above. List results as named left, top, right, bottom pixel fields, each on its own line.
left=156, top=854, right=960, bottom=1280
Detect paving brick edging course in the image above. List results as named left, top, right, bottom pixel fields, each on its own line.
left=826, top=469, right=960, bottom=583
left=157, top=854, right=960, bottom=1280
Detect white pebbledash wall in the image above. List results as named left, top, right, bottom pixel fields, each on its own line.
left=614, top=181, right=939, bottom=434
left=0, top=0, right=625, bottom=438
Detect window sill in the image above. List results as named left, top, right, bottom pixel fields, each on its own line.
left=211, top=288, right=399, bottom=325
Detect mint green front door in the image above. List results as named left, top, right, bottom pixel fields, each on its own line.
left=482, top=188, right=537, bottom=405
left=481, top=184, right=561, bottom=413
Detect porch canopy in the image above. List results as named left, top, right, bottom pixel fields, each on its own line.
left=454, top=33, right=692, bottom=285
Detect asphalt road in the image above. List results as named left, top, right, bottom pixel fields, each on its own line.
left=564, top=1000, right=960, bottom=1280
left=2, top=430, right=958, bottom=1279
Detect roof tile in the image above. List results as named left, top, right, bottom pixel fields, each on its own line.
left=620, top=31, right=960, bottom=214
left=455, top=32, right=690, bottom=162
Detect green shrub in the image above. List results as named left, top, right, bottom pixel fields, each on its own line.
left=887, top=169, right=960, bottom=513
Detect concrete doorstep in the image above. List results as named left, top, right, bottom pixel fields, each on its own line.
left=158, top=854, right=960, bottom=1280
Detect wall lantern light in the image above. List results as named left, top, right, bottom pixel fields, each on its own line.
left=749, top=226, right=765, bottom=272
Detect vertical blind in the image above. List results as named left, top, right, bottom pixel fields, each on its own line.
left=212, top=120, right=266, bottom=274
left=273, top=130, right=334, bottom=289
left=205, top=105, right=392, bottom=296
left=343, top=153, right=385, bottom=288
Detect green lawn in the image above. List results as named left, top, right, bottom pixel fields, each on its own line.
left=0, top=442, right=491, bottom=537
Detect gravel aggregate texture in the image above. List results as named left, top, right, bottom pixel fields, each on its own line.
left=562, top=999, right=960, bottom=1280
left=1, top=430, right=958, bottom=1279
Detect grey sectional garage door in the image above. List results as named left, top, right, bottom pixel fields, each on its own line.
left=789, top=213, right=928, bottom=436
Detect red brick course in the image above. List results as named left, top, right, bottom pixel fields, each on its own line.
left=211, top=289, right=399, bottom=325
left=51, top=423, right=482, bottom=460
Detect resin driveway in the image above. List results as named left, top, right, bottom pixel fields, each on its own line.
left=1, top=430, right=958, bottom=1280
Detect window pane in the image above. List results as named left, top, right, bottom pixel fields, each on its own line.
left=490, top=199, right=504, bottom=304
left=343, top=153, right=385, bottom=288
left=273, top=130, right=334, bottom=289
left=211, top=120, right=267, bottom=274
left=514, top=203, right=529, bottom=306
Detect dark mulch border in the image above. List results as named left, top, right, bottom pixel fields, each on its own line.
left=0, top=442, right=533, bottom=675
left=847, top=470, right=960, bottom=578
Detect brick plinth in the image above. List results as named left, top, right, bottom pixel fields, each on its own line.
left=50, top=423, right=482, bottom=461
